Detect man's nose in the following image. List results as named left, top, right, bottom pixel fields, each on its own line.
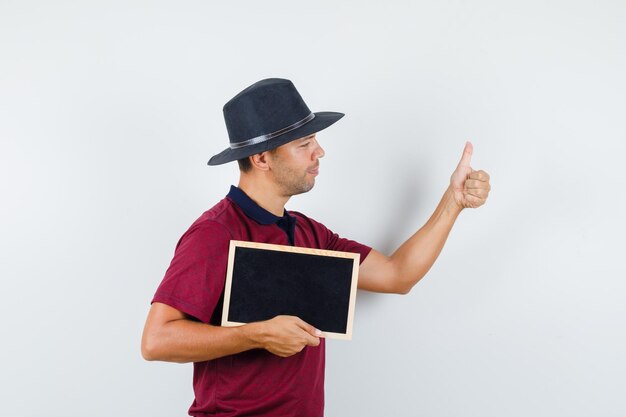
left=313, top=142, right=325, bottom=159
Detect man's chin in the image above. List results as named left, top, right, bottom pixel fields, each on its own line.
left=286, top=181, right=315, bottom=197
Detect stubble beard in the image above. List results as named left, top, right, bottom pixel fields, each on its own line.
left=273, top=166, right=315, bottom=197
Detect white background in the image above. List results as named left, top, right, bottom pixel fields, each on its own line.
left=1, top=1, right=625, bottom=416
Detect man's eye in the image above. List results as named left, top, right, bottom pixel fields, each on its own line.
left=300, top=142, right=310, bottom=147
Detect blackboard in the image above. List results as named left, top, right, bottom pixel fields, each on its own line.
left=221, top=240, right=360, bottom=340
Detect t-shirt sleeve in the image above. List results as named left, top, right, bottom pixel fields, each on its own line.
left=325, top=229, right=372, bottom=264
left=151, top=221, right=232, bottom=324
left=295, top=212, right=372, bottom=263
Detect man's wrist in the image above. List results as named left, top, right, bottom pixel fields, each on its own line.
left=238, top=321, right=266, bottom=350
left=445, top=185, right=464, bottom=215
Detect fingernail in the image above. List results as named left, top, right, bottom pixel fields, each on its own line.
left=315, top=329, right=323, bottom=336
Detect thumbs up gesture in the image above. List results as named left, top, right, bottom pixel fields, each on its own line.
left=450, top=142, right=491, bottom=209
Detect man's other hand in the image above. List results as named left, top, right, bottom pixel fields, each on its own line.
left=450, top=141, right=491, bottom=209
left=253, top=315, right=323, bottom=358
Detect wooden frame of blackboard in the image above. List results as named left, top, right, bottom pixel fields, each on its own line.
left=221, top=240, right=360, bottom=340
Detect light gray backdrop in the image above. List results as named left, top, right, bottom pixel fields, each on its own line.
left=1, top=1, right=624, bottom=416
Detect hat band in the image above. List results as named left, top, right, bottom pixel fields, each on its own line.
left=229, top=113, right=315, bottom=150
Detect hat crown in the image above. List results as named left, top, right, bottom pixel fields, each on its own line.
left=223, top=78, right=312, bottom=144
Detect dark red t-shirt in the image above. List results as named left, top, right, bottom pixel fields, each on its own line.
left=152, top=187, right=371, bottom=417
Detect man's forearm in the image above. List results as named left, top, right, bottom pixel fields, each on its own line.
left=141, top=303, right=322, bottom=362
left=388, top=186, right=462, bottom=292
left=358, top=186, right=464, bottom=293
left=142, top=318, right=264, bottom=363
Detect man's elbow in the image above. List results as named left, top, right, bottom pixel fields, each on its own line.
left=368, top=277, right=417, bottom=295
left=141, top=336, right=158, bottom=361
left=391, top=277, right=424, bottom=295
left=141, top=332, right=190, bottom=363
left=141, top=331, right=167, bottom=361
left=394, top=283, right=413, bottom=295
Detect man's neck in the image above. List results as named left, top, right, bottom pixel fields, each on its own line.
left=237, top=177, right=289, bottom=217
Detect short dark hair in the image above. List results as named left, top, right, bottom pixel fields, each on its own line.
left=237, top=148, right=279, bottom=172
left=237, top=157, right=252, bottom=172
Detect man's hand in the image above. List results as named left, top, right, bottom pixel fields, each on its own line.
left=251, top=315, right=323, bottom=358
left=450, top=141, right=491, bottom=209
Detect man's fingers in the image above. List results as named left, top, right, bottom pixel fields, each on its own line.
left=306, top=335, right=321, bottom=347
left=465, top=187, right=489, bottom=199
left=460, top=194, right=484, bottom=208
left=294, top=317, right=323, bottom=342
left=456, top=141, right=473, bottom=169
left=468, top=169, right=490, bottom=181
left=264, top=316, right=322, bottom=356
left=300, top=327, right=321, bottom=347
left=464, top=179, right=491, bottom=191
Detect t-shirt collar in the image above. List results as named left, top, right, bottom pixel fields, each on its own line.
left=227, top=185, right=286, bottom=225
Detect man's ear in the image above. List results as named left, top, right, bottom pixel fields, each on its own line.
left=250, top=152, right=270, bottom=171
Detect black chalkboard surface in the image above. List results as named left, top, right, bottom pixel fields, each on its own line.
left=221, top=240, right=360, bottom=340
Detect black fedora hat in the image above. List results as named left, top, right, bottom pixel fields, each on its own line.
left=207, top=78, right=344, bottom=165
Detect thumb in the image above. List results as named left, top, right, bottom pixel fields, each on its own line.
left=456, top=141, right=473, bottom=169
left=296, top=318, right=324, bottom=338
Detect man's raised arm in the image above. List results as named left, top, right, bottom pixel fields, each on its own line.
left=358, top=142, right=491, bottom=294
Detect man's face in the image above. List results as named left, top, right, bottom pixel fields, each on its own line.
left=267, top=134, right=325, bottom=197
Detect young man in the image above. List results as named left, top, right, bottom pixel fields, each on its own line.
left=141, top=78, right=491, bottom=416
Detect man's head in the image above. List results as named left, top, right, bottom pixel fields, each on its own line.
left=208, top=78, right=343, bottom=167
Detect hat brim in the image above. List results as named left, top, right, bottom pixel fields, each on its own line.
left=207, top=111, right=344, bottom=166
